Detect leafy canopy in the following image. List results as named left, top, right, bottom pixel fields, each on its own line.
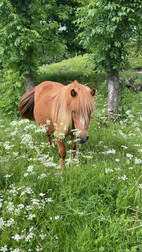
left=76, top=0, right=142, bottom=73
left=0, top=0, right=66, bottom=77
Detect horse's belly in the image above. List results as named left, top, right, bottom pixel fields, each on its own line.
left=34, top=99, right=53, bottom=125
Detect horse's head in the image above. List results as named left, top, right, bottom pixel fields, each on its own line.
left=70, top=83, right=95, bottom=144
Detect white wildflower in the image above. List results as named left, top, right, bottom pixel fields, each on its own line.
left=7, top=202, right=14, bottom=212
left=24, top=173, right=28, bottom=177
left=13, top=152, right=19, bottom=156
left=0, top=245, right=7, bottom=252
left=101, top=149, right=116, bottom=155
left=28, top=214, right=36, bottom=220
left=31, top=199, right=40, bottom=206
left=12, top=234, right=22, bottom=242
left=39, top=124, right=47, bottom=133
left=115, top=168, right=121, bottom=171
left=53, top=123, right=58, bottom=129
left=0, top=218, right=4, bottom=229
left=105, top=168, right=113, bottom=173
left=6, top=218, right=14, bottom=227
left=10, top=130, right=18, bottom=136
left=20, top=187, right=33, bottom=196
left=43, top=162, right=57, bottom=168
left=119, top=175, right=128, bottom=181
left=126, top=153, right=133, bottom=159
left=58, top=132, right=65, bottom=140
left=3, top=141, right=14, bottom=150
left=21, top=134, right=34, bottom=149
left=55, top=215, right=59, bottom=220
left=38, top=173, right=47, bottom=179
left=10, top=121, right=18, bottom=126
left=115, top=158, right=120, bottom=162
left=98, top=141, right=103, bottom=145
left=13, top=249, right=23, bottom=252
left=134, top=158, right=142, bottom=164
left=46, top=119, right=51, bottom=125
left=26, top=205, right=33, bottom=211
left=10, top=119, right=29, bottom=126
left=14, top=208, right=21, bottom=216
left=39, top=193, right=45, bottom=197
left=17, top=204, right=24, bottom=210
left=121, top=145, right=128, bottom=149
left=36, top=247, right=43, bottom=251
left=118, top=130, right=126, bottom=138
left=139, top=184, right=142, bottom=189
left=83, top=155, right=93, bottom=159
left=45, top=198, right=53, bottom=202
left=39, top=234, right=46, bottom=240
left=4, top=174, right=12, bottom=178
left=25, top=229, right=34, bottom=242
left=27, top=165, right=34, bottom=173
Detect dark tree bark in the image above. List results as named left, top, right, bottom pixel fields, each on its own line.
left=24, top=74, right=34, bottom=92
left=107, top=71, right=119, bottom=121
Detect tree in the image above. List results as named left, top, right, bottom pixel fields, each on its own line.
left=76, top=0, right=142, bottom=120
left=0, top=0, right=65, bottom=90
left=53, top=0, right=85, bottom=55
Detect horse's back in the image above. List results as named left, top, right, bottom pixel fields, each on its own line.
left=34, top=81, right=63, bottom=128
left=34, top=81, right=63, bottom=102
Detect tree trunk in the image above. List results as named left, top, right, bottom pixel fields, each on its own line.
left=107, top=71, right=119, bottom=121
left=24, top=74, right=34, bottom=92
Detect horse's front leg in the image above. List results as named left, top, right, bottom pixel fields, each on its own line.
left=46, top=134, right=52, bottom=147
left=56, top=138, right=66, bottom=170
left=70, top=135, right=76, bottom=160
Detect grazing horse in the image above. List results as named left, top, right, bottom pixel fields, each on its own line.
left=19, top=80, right=95, bottom=169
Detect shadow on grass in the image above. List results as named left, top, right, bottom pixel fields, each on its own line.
left=36, top=69, right=106, bottom=91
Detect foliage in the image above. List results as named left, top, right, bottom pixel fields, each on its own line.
left=0, top=86, right=142, bottom=251
left=75, top=0, right=142, bottom=73
left=0, top=70, right=25, bottom=116
left=44, top=0, right=85, bottom=56
left=0, top=0, right=66, bottom=78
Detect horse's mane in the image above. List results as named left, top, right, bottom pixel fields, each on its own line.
left=51, top=80, right=95, bottom=135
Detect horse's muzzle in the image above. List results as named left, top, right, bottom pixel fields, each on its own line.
left=77, top=135, right=89, bottom=144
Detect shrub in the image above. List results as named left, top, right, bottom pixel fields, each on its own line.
left=0, top=70, right=25, bottom=116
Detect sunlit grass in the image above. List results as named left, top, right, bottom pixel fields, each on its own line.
left=0, top=86, right=142, bottom=251
left=0, top=52, right=142, bottom=251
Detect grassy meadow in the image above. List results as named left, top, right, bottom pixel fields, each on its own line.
left=0, top=54, right=142, bottom=251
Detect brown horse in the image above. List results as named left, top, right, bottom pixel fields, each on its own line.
left=19, top=80, right=95, bottom=169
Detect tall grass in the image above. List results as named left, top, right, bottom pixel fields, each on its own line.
left=0, top=55, right=142, bottom=251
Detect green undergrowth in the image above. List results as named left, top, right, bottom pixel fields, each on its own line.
left=0, top=53, right=142, bottom=251
left=0, top=87, right=142, bottom=251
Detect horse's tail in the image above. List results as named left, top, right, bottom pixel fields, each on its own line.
left=18, top=88, right=35, bottom=120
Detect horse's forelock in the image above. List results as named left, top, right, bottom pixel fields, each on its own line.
left=52, top=82, right=95, bottom=133
left=71, top=85, right=95, bottom=123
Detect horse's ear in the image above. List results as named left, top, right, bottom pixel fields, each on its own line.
left=91, top=88, right=96, bottom=96
left=71, top=89, right=77, bottom=98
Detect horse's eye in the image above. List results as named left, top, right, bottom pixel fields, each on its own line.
left=72, top=110, right=76, bottom=114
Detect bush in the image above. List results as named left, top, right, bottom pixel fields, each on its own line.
left=0, top=70, right=25, bottom=116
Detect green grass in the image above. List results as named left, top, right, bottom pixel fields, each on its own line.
left=36, top=54, right=106, bottom=91
left=0, top=55, right=142, bottom=251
